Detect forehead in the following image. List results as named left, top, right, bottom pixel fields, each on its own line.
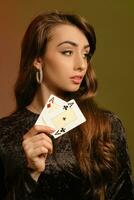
left=48, top=24, right=89, bottom=45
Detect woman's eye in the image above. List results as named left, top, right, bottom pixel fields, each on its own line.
left=61, top=50, right=73, bottom=56
left=83, top=53, right=90, bottom=60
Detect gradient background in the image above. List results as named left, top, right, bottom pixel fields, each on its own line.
left=0, top=1, right=134, bottom=173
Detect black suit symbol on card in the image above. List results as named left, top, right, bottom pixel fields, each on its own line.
left=62, top=117, right=66, bottom=121
left=36, top=95, right=86, bottom=139
left=54, top=128, right=66, bottom=136
left=63, top=102, right=74, bottom=110
left=63, top=105, right=69, bottom=110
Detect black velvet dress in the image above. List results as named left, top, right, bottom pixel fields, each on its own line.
left=0, top=108, right=134, bottom=200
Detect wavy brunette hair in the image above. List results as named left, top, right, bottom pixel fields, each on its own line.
left=15, top=11, right=117, bottom=200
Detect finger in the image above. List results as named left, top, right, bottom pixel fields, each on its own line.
left=33, top=140, right=53, bottom=154
left=23, top=125, right=55, bottom=139
left=30, top=146, right=49, bottom=158
left=22, top=134, right=53, bottom=155
left=23, top=132, right=53, bottom=146
left=33, top=136, right=53, bottom=153
left=30, top=153, right=47, bottom=172
left=25, top=138, right=53, bottom=154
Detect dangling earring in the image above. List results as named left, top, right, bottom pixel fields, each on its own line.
left=36, top=68, right=43, bottom=84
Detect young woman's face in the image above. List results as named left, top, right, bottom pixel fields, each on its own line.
left=41, top=24, right=90, bottom=95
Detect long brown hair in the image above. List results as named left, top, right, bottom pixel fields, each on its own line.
left=14, top=11, right=117, bottom=199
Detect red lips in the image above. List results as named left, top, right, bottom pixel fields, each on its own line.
left=70, top=75, right=83, bottom=84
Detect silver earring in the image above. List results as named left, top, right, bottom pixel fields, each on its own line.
left=36, top=68, right=43, bottom=84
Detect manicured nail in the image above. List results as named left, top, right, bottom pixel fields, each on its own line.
left=50, top=127, right=55, bottom=131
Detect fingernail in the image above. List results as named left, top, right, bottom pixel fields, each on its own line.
left=50, top=127, right=55, bottom=131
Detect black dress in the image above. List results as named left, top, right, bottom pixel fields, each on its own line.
left=0, top=108, right=134, bottom=200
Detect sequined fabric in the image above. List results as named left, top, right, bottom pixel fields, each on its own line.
left=0, top=108, right=133, bottom=200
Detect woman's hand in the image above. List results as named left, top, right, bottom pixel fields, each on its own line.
left=22, top=125, right=54, bottom=181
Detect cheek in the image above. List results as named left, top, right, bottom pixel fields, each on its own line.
left=43, top=60, right=57, bottom=76
left=45, top=55, right=61, bottom=69
left=43, top=51, right=74, bottom=79
left=44, top=56, right=70, bottom=74
left=43, top=60, right=63, bottom=80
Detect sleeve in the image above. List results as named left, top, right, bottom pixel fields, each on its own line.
left=12, top=168, right=40, bottom=199
left=107, top=114, right=134, bottom=200
left=0, top=153, right=40, bottom=199
left=0, top=117, right=42, bottom=199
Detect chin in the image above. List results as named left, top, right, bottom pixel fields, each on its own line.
left=66, top=86, right=80, bottom=92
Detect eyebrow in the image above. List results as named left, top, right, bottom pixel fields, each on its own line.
left=57, top=40, right=90, bottom=49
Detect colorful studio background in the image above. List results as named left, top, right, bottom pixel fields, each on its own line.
left=0, top=0, right=134, bottom=173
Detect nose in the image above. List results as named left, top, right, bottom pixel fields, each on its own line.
left=74, top=54, right=87, bottom=71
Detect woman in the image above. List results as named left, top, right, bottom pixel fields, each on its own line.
left=0, top=10, right=133, bottom=200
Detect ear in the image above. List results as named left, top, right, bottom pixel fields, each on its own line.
left=33, top=57, right=43, bottom=69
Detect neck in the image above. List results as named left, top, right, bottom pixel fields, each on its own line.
left=26, top=83, right=66, bottom=114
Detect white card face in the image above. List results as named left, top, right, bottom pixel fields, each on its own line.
left=35, top=95, right=86, bottom=139
left=35, top=94, right=67, bottom=126
left=51, top=99, right=86, bottom=138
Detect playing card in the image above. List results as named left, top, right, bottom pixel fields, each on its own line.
left=35, top=94, right=67, bottom=125
left=43, top=104, right=76, bottom=129
left=50, top=99, right=86, bottom=138
left=35, top=95, right=86, bottom=139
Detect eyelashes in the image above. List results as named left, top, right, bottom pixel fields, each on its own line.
left=61, top=50, right=90, bottom=60
left=61, top=50, right=73, bottom=56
